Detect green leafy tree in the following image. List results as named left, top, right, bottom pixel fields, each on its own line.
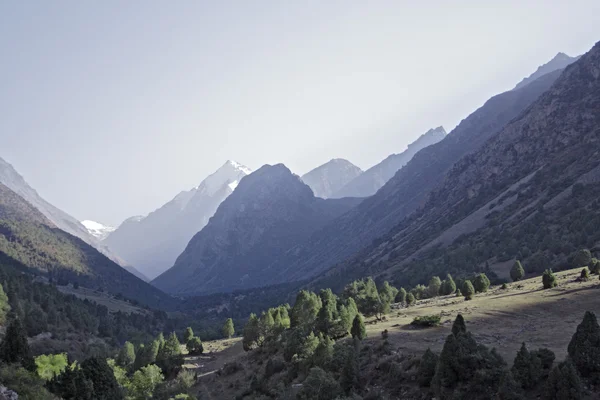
left=428, top=276, right=442, bottom=297
left=107, top=358, right=129, bottom=389
left=290, top=290, right=322, bottom=328
left=350, top=314, right=366, bottom=340
left=0, top=283, right=10, bottom=325
left=395, top=287, right=407, bottom=304
left=316, top=289, right=337, bottom=335
left=156, top=332, right=183, bottom=378
left=283, top=328, right=319, bottom=362
left=0, top=365, right=57, bottom=400
left=35, top=353, right=68, bottom=380
left=406, top=292, right=416, bottom=306
left=589, top=258, right=600, bottom=274
left=80, top=357, right=123, bottom=400
left=242, top=313, right=260, bottom=351
left=222, top=318, right=235, bottom=338
left=542, top=269, right=557, bottom=289
left=297, top=367, right=342, bottom=400
left=510, top=261, right=525, bottom=282
left=0, top=317, right=34, bottom=370
left=379, top=281, right=399, bottom=307
left=183, top=327, right=194, bottom=343
left=128, top=364, right=164, bottom=400
left=418, top=348, right=438, bottom=387
left=543, top=361, right=582, bottom=400
left=572, top=249, right=592, bottom=269
left=441, top=274, right=457, bottom=295
left=258, top=310, right=275, bottom=342
left=117, top=341, right=136, bottom=370
left=462, top=280, right=475, bottom=300
left=472, top=273, right=491, bottom=293
left=186, top=337, right=203, bottom=355
left=567, top=311, right=600, bottom=378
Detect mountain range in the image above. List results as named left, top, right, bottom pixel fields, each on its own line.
left=103, top=160, right=252, bottom=280
left=513, top=52, right=580, bottom=90
left=300, top=159, right=362, bottom=198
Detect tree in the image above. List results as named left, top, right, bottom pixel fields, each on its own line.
left=496, top=371, right=525, bottom=400
left=128, top=364, right=164, bottom=400
left=542, top=269, right=557, bottom=289
left=186, top=337, right=203, bottom=355
left=283, top=328, right=319, bottom=362
left=0, top=283, right=10, bottom=325
left=316, top=289, right=337, bottom=335
left=396, top=287, right=407, bottom=304
left=406, top=292, right=416, bottom=306
left=297, top=367, right=341, bottom=400
left=418, top=348, right=438, bottom=387
left=441, top=274, right=457, bottom=295
left=80, top=357, right=124, bottom=400
left=0, top=317, right=34, bottom=370
left=47, top=363, right=94, bottom=400
left=580, top=268, right=589, bottom=281
left=242, top=313, right=260, bottom=351
left=428, top=276, right=442, bottom=297
left=510, top=261, right=525, bottom=282
left=156, top=332, right=183, bottom=378
left=340, top=341, right=360, bottom=394
left=379, top=281, right=399, bottom=306
left=183, top=327, right=194, bottom=343
left=542, top=361, right=582, bottom=400
left=472, top=273, right=491, bottom=293
left=258, top=310, right=275, bottom=341
left=0, top=365, right=57, bottom=400
left=222, top=318, right=235, bottom=338
left=511, top=343, right=542, bottom=389
left=462, top=280, right=475, bottom=300
left=350, top=314, right=366, bottom=340
left=567, top=311, right=600, bottom=378
left=589, top=258, right=600, bottom=274
left=35, top=353, right=68, bottom=380
left=117, top=341, right=136, bottom=370
left=291, top=290, right=322, bottom=328
left=572, top=249, right=592, bottom=269
left=312, top=333, right=335, bottom=368
left=451, top=314, right=467, bottom=336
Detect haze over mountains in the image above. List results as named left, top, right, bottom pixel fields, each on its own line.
left=300, top=159, right=362, bottom=198
left=513, top=52, right=580, bottom=90
left=103, top=160, right=252, bottom=279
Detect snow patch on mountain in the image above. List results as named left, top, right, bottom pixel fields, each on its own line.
left=82, top=220, right=116, bottom=240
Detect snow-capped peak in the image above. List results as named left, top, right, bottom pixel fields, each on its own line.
left=81, top=220, right=116, bottom=240
left=225, top=160, right=252, bottom=175
left=228, top=180, right=239, bottom=191
left=196, top=160, right=252, bottom=196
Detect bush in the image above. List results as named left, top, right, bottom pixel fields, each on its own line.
left=411, top=315, right=441, bottom=327
left=542, top=269, right=557, bottom=289
left=297, top=367, right=341, bottom=400
left=264, top=358, right=286, bottom=379
left=501, top=283, right=508, bottom=290
left=589, top=258, right=600, bottom=274
left=428, top=276, right=442, bottom=298
left=472, top=273, right=491, bottom=293
left=455, top=289, right=462, bottom=297
left=395, top=288, right=407, bottom=304
left=510, top=261, right=525, bottom=282
left=579, top=268, right=589, bottom=282
left=186, top=337, right=203, bottom=355
left=406, top=293, right=416, bottom=306
left=462, top=281, right=475, bottom=300
left=417, top=348, right=438, bottom=387
left=571, top=249, right=592, bottom=269
left=220, top=361, right=244, bottom=376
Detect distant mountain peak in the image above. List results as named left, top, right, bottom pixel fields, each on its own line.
left=301, top=159, right=363, bottom=198
left=81, top=220, right=115, bottom=240
left=514, top=52, right=580, bottom=90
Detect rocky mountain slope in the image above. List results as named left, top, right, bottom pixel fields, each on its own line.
left=103, top=160, right=251, bottom=279
left=0, top=183, right=174, bottom=309
left=313, top=41, right=600, bottom=290
left=263, top=63, right=564, bottom=286
left=152, top=164, right=363, bottom=295
left=300, top=159, right=362, bottom=198
left=514, top=52, right=579, bottom=90
left=81, top=220, right=115, bottom=240
left=332, top=126, right=447, bottom=198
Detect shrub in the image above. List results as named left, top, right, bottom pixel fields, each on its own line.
left=567, top=311, right=600, bottom=378
left=297, top=367, right=341, bottom=400
left=542, top=269, right=557, bottom=289
left=417, top=348, right=438, bottom=387
left=510, top=261, right=525, bottom=282
left=472, top=273, right=491, bottom=293
left=264, top=358, right=286, bottom=379
left=579, top=268, right=589, bottom=282
left=462, top=281, right=475, bottom=300
left=589, top=258, right=600, bottom=274
left=571, top=249, right=592, bottom=269
left=381, top=329, right=389, bottom=339
left=411, top=315, right=441, bottom=327
left=186, top=337, right=203, bottom=355
left=501, top=283, right=508, bottom=290
left=455, top=289, right=462, bottom=297
left=441, top=274, right=457, bottom=295
left=406, top=292, right=416, bottom=306
left=220, top=361, right=244, bottom=376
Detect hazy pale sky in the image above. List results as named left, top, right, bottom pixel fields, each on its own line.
left=1, top=1, right=599, bottom=225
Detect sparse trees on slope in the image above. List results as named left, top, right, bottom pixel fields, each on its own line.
left=0, top=317, right=34, bottom=370
left=222, top=318, right=235, bottom=338
left=0, top=283, right=10, bottom=325
left=510, top=261, right=525, bottom=282
left=542, top=269, right=557, bottom=289
left=567, top=311, right=600, bottom=378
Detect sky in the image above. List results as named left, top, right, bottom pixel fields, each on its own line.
left=1, top=1, right=599, bottom=226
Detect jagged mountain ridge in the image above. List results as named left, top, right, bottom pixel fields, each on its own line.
left=104, top=160, right=252, bottom=279
left=311, top=41, right=600, bottom=291
left=300, top=159, right=363, bottom=198
left=514, top=52, right=579, bottom=90
left=332, top=126, right=447, bottom=198
left=262, top=65, right=565, bottom=286
left=0, top=183, right=174, bottom=309
left=152, top=164, right=364, bottom=295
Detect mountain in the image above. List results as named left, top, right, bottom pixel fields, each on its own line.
left=311, top=40, right=600, bottom=291
left=104, top=160, right=252, bottom=280
left=82, top=220, right=115, bottom=240
left=301, top=159, right=363, bottom=198
left=152, top=164, right=364, bottom=295
left=262, top=61, right=566, bottom=287
left=332, top=127, right=447, bottom=198
left=0, top=182, right=174, bottom=309
left=514, top=52, right=579, bottom=90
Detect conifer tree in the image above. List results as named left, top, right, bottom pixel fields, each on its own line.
left=441, top=274, right=457, bottom=295
left=80, top=357, right=123, bottom=400
left=462, top=280, right=475, bottom=300
left=496, top=371, right=525, bottom=400
left=542, top=269, right=557, bottom=289
left=418, top=348, right=438, bottom=387
left=543, top=361, right=582, bottom=400
left=580, top=268, right=589, bottom=281
left=156, top=332, right=183, bottom=378
left=290, top=290, right=321, bottom=328
left=340, top=342, right=360, bottom=394
left=350, top=314, right=366, bottom=340
left=511, top=342, right=541, bottom=389
left=451, top=314, right=467, bottom=336
left=183, top=327, right=194, bottom=343
left=572, top=249, right=592, bottom=269
left=242, top=313, right=260, bottom=351
left=0, top=317, right=34, bottom=370
left=47, top=363, right=94, bottom=400
left=222, top=318, right=235, bottom=338
left=510, top=261, right=525, bottom=282
left=316, top=289, right=337, bottom=335
left=567, top=311, right=600, bottom=378
left=312, top=333, right=335, bottom=367
left=473, top=273, right=491, bottom=293
left=396, top=287, right=407, bottom=304
left=406, top=292, right=416, bottom=305
left=186, top=337, right=203, bottom=355
left=258, top=310, right=275, bottom=342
